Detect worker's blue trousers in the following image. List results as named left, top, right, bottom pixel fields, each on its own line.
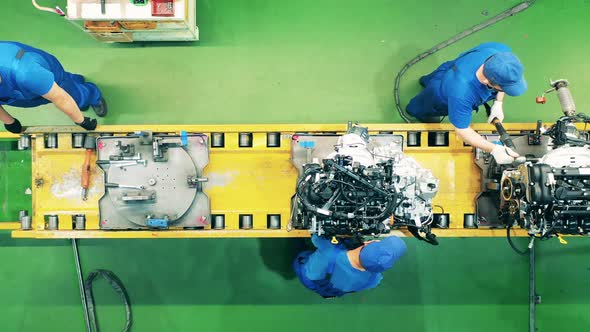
left=8, top=72, right=101, bottom=110
left=293, top=250, right=348, bottom=298
left=405, top=60, right=454, bottom=120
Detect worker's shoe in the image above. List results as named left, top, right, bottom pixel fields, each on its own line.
left=416, top=115, right=443, bottom=123
left=91, top=97, right=108, bottom=117
left=419, top=75, right=428, bottom=87
left=399, top=107, right=418, bottom=123
left=4, top=118, right=23, bottom=134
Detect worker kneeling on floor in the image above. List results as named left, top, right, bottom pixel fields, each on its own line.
left=0, top=41, right=106, bottom=133
left=405, top=42, right=527, bottom=165
left=294, top=235, right=406, bottom=298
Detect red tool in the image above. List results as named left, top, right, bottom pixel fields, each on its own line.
left=81, top=136, right=96, bottom=200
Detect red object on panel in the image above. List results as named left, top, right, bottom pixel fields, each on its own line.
left=152, top=0, right=175, bottom=17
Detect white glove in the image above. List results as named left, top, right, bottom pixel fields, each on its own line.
left=490, top=145, right=519, bottom=165
left=487, top=101, right=504, bottom=123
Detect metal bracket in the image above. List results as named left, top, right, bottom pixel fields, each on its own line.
left=187, top=175, right=208, bottom=189
left=115, top=140, right=136, bottom=157
left=135, top=131, right=153, bottom=145
left=153, top=136, right=186, bottom=162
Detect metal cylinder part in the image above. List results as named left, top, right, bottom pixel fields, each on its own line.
left=45, top=133, right=58, bottom=149
left=266, top=132, right=280, bottom=148
left=17, top=135, right=31, bottom=150
left=83, top=136, right=96, bottom=150
left=72, top=133, right=86, bottom=148
left=74, top=214, right=86, bottom=230
left=148, top=178, right=157, bottom=186
left=556, top=85, right=576, bottom=116
left=267, top=214, right=281, bottom=229
left=436, top=214, right=449, bottom=228
left=435, top=132, right=446, bottom=146
left=211, top=133, right=224, bottom=148
left=463, top=214, right=476, bottom=229
left=47, top=215, right=59, bottom=230
left=21, top=215, right=32, bottom=230
left=407, top=131, right=420, bottom=146
left=212, top=215, right=225, bottom=230
left=240, top=214, right=253, bottom=229
left=19, top=210, right=28, bottom=219
left=239, top=133, right=253, bottom=148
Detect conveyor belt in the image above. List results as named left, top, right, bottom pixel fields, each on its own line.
left=1, top=123, right=549, bottom=239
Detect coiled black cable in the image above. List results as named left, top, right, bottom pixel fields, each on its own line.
left=506, top=224, right=529, bottom=255
left=84, top=269, right=133, bottom=332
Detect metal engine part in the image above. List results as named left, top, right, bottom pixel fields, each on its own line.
left=476, top=80, right=590, bottom=238
left=289, top=124, right=439, bottom=244
left=499, top=155, right=590, bottom=236
left=97, top=132, right=210, bottom=229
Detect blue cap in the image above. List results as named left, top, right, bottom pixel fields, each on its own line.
left=359, top=236, right=407, bottom=272
left=483, top=52, right=527, bottom=96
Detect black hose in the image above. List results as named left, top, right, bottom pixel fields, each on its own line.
left=407, top=224, right=438, bottom=246
left=296, top=177, right=321, bottom=214
left=334, top=180, right=362, bottom=203
left=394, top=1, right=537, bottom=122
left=84, top=269, right=133, bottom=332
left=506, top=224, right=529, bottom=255
left=296, top=162, right=433, bottom=242
left=324, top=160, right=390, bottom=196
left=297, top=164, right=396, bottom=221
left=361, top=194, right=397, bottom=220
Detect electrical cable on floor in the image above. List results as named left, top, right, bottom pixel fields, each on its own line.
left=506, top=224, right=529, bottom=255
left=394, top=1, right=537, bottom=123
left=84, top=269, right=133, bottom=332
left=31, top=0, right=65, bottom=16
left=72, top=239, right=132, bottom=332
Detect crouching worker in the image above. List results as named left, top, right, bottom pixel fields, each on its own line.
left=293, top=234, right=407, bottom=298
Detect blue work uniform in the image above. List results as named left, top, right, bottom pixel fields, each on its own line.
left=406, top=42, right=512, bottom=129
left=293, top=235, right=382, bottom=298
left=0, top=41, right=101, bottom=110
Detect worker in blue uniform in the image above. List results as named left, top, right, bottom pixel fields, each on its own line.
left=0, top=41, right=106, bottom=133
left=293, top=235, right=406, bottom=298
left=406, top=42, right=527, bottom=165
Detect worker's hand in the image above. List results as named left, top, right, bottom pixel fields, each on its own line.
left=76, top=117, right=97, bottom=131
left=490, top=145, right=519, bottom=165
left=4, top=118, right=23, bottom=134
left=487, top=101, right=504, bottom=123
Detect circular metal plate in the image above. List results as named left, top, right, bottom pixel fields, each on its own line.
left=107, top=147, right=197, bottom=226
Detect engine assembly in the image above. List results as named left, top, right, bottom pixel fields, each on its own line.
left=289, top=124, right=439, bottom=245
left=499, top=152, right=590, bottom=237
left=476, top=80, right=590, bottom=241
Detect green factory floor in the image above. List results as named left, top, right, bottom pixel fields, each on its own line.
left=1, top=0, right=590, bottom=331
